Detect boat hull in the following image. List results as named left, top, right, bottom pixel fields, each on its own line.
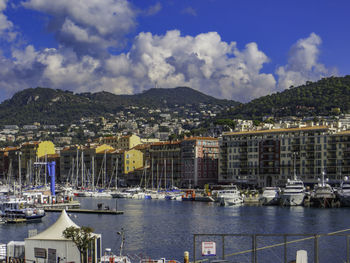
left=219, top=197, right=243, bottom=206
left=280, top=193, right=305, bottom=206
left=259, top=196, right=280, bottom=206
left=338, top=194, right=350, bottom=207
left=309, top=197, right=338, bottom=208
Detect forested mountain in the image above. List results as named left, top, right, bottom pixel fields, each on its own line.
left=2, top=75, right=350, bottom=126
left=0, top=86, right=239, bottom=125
left=219, top=76, right=350, bottom=120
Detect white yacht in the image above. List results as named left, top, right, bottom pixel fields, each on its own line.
left=310, top=171, right=336, bottom=208
left=111, top=187, right=141, bottom=198
left=217, top=186, right=243, bottom=206
left=337, top=177, right=350, bottom=207
left=259, top=187, right=281, bottom=205
left=280, top=179, right=305, bottom=206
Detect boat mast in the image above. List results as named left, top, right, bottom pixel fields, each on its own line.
left=164, top=159, right=166, bottom=190
left=156, top=162, right=159, bottom=191
left=81, top=150, right=84, bottom=188
left=44, top=154, right=47, bottom=186
left=151, top=158, right=154, bottom=189
left=92, top=155, right=95, bottom=191
left=321, top=168, right=326, bottom=187
left=18, top=152, right=21, bottom=194
left=76, top=149, right=79, bottom=187
left=115, top=156, right=118, bottom=189
left=171, top=158, right=174, bottom=189
left=144, top=160, right=147, bottom=189
left=104, top=150, right=107, bottom=189
left=293, top=152, right=297, bottom=181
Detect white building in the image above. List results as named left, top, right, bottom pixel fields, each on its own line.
left=25, top=210, right=102, bottom=263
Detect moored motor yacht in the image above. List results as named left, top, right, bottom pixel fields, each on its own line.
left=309, top=171, right=337, bottom=208
left=259, top=187, right=281, bottom=205
left=216, top=185, right=243, bottom=206
left=337, top=177, right=350, bottom=207
left=0, top=197, right=45, bottom=223
left=280, top=179, right=306, bottom=206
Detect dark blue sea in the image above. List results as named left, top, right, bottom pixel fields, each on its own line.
left=1, top=198, right=350, bottom=263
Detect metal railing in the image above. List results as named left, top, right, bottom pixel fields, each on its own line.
left=193, top=230, right=350, bottom=263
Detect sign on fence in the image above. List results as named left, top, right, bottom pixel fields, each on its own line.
left=201, top=242, right=216, bottom=256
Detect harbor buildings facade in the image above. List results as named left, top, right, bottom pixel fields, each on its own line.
left=181, top=137, right=219, bottom=187
left=219, top=125, right=350, bottom=187
left=148, top=141, right=182, bottom=188
left=99, top=134, right=142, bottom=150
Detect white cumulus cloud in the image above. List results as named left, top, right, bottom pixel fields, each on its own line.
left=276, top=33, right=335, bottom=90
left=0, top=0, right=17, bottom=41
left=0, top=29, right=277, bottom=102
left=0, top=0, right=336, bottom=103
left=22, top=0, right=137, bottom=57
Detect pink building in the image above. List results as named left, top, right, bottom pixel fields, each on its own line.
left=181, top=137, right=219, bottom=187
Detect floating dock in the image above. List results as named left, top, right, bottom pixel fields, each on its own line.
left=37, top=201, right=81, bottom=209
left=44, top=208, right=124, bottom=214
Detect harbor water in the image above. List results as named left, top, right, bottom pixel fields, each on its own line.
left=1, top=198, right=350, bottom=262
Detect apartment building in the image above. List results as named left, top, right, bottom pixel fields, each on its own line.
left=148, top=141, right=181, bottom=188
left=99, top=134, right=142, bottom=150
left=219, top=126, right=350, bottom=187
left=181, top=137, right=219, bottom=187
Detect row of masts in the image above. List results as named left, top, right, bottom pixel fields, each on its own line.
left=4, top=155, right=50, bottom=189
left=140, top=159, right=175, bottom=190
left=68, top=150, right=175, bottom=191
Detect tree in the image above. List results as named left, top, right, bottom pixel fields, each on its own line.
left=63, top=226, right=95, bottom=263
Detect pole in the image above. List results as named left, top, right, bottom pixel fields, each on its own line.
left=92, top=155, right=95, bottom=191
left=172, top=158, right=174, bottom=188
left=76, top=149, right=79, bottom=187
left=284, top=235, right=287, bottom=263
left=164, top=159, right=167, bottom=189
left=45, top=154, right=47, bottom=186
left=18, top=152, right=21, bottom=194
left=115, top=156, right=118, bottom=189
left=81, top=151, right=84, bottom=188
left=184, top=251, right=189, bottom=263
left=222, top=235, right=225, bottom=259
left=151, top=158, right=154, bottom=189
left=314, top=235, right=319, bottom=263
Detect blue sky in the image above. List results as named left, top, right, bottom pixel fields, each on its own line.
left=0, top=0, right=348, bottom=102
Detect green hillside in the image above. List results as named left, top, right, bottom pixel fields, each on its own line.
left=220, top=76, right=350, bottom=120
left=0, top=86, right=239, bottom=125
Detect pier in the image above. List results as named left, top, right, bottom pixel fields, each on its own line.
left=44, top=208, right=124, bottom=214
left=36, top=201, right=81, bottom=209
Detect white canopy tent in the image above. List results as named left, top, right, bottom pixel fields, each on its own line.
left=25, top=210, right=101, bottom=263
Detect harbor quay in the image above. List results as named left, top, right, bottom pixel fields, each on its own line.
left=1, top=198, right=350, bottom=263
left=3, top=125, right=350, bottom=195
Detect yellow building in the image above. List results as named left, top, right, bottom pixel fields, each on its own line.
left=113, top=148, right=143, bottom=175
left=99, top=134, right=142, bottom=150
left=117, top=135, right=142, bottom=150
left=36, top=141, right=56, bottom=158
left=99, top=136, right=120, bottom=149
